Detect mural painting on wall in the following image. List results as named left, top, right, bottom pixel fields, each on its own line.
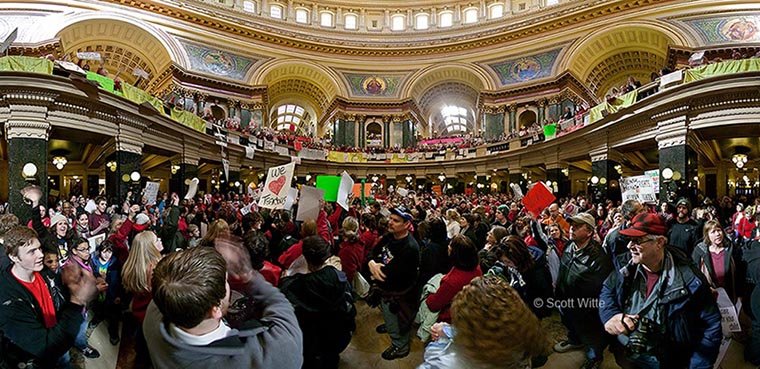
left=343, top=73, right=404, bottom=97
left=681, top=14, right=760, bottom=44
left=486, top=47, right=563, bottom=86
left=179, top=40, right=257, bottom=81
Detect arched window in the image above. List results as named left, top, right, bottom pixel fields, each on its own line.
left=463, top=8, right=478, bottom=24
left=269, top=4, right=283, bottom=19
left=344, top=14, right=358, bottom=29
left=273, top=104, right=307, bottom=132
left=488, top=4, right=504, bottom=19
left=415, top=13, right=429, bottom=30
left=295, top=8, right=309, bottom=23
left=391, top=14, right=405, bottom=31
left=439, top=11, right=454, bottom=27
left=242, top=0, right=255, bottom=13
left=320, top=12, right=334, bottom=27
left=441, top=105, right=469, bottom=133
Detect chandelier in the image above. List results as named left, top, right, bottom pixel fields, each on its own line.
left=52, top=156, right=67, bottom=170
left=733, top=153, right=748, bottom=169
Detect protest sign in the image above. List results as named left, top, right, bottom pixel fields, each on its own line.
left=645, top=169, right=660, bottom=193
left=337, top=171, right=354, bottom=211
left=222, top=159, right=230, bottom=181
left=245, top=146, right=255, bottom=159
left=296, top=186, right=324, bottom=222
left=522, top=182, right=555, bottom=217
left=76, top=52, right=102, bottom=61
left=352, top=183, right=372, bottom=198
left=284, top=187, right=298, bottom=211
left=144, top=181, right=160, bottom=205
left=620, top=175, right=657, bottom=204
left=84, top=199, right=97, bottom=214
left=184, top=178, right=199, bottom=200
left=316, top=175, right=341, bottom=202
left=397, top=187, right=409, bottom=197
left=510, top=183, right=524, bottom=200
left=258, top=162, right=295, bottom=209
left=717, top=287, right=741, bottom=336
left=87, top=234, right=106, bottom=255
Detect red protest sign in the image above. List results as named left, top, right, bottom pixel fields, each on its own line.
left=521, top=183, right=556, bottom=217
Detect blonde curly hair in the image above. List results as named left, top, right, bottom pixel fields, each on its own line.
left=451, top=276, right=551, bottom=368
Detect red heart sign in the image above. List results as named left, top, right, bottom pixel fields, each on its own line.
left=268, top=176, right=286, bottom=195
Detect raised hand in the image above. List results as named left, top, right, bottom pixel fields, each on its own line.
left=62, top=262, right=99, bottom=306
left=21, top=185, right=43, bottom=207
left=214, top=235, right=254, bottom=284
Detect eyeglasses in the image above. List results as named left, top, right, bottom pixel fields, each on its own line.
left=74, top=247, right=89, bottom=253
left=628, top=237, right=656, bottom=246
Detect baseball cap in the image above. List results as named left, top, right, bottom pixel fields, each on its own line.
left=568, top=213, right=595, bottom=229
left=619, top=213, right=667, bottom=237
left=389, top=206, right=413, bottom=222
left=497, top=204, right=509, bottom=216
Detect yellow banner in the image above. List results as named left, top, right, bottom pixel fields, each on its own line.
left=121, top=83, right=166, bottom=114
left=0, top=56, right=53, bottom=74
left=170, top=108, right=206, bottom=133
left=684, top=58, right=760, bottom=83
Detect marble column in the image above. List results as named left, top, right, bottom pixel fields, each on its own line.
left=590, top=151, right=622, bottom=204
left=656, top=116, right=698, bottom=204
left=104, top=150, right=142, bottom=205
left=6, top=119, right=50, bottom=223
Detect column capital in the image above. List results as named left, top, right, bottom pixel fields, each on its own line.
left=4, top=120, right=50, bottom=140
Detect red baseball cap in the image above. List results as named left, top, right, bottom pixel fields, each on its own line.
left=619, top=213, right=667, bottom=237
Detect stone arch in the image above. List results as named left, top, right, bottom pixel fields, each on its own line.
left=559, top=22, right=688, bottom=98
left=54, top=14, right=181, bottom=89
left=252, top=59, right=345, bottom=100
left=417, top=82, right=480, bottom=137
left=518, top=110, right=537, bottom=129
left=404, top=63, right=493, bottom=101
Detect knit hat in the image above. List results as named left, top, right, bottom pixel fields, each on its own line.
left=135, top=213, right=150, bottom=225
left=49, top=213, right=67, bottom=228
left=619, top=213, right=667, bottom=237
left=676, top=198, right=691, bottom=210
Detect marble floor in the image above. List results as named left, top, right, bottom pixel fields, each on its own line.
left=81, top=301, right=756, bottom=369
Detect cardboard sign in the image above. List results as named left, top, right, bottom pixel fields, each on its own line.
left=336, top=171, right=354, bottom=211
left=315, top=175, right=341, bottom=202
left=258, top=162, right=295, bottom=209
left=184, top=178, right=199, bottom=200
left=245, top=146, right=255, bottom=160
left=144, top=181, right=160, bottom=205
left=620, top=175, right=657, bottom=204
left=522, top=182, right=556, bottom=217
left=84, top=199, right=97, bottom=214
left=87, top=234, right=106, bottom=255
left=296, top=186, right=324, bottom=222
left=510, top=183, right=524, bottom=200
left=717, top=287, right=741, bottom=336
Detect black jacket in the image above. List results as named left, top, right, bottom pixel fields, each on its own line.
left=556, top=239, right=613, bottom=303
left=0, top=266, right=84, bottom=367
left=280, top=266, right=356, bottom=365
left=371, top=233, right=420, bottom=293
left=667, top=218, right=702, bottom=256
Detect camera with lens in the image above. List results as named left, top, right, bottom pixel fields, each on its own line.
left=626, top=317, right=662, bottom=356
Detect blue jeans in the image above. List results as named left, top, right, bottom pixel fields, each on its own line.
left=380, top=300, right=411, bottom=350
left=75, top=310, right=88, bottom=349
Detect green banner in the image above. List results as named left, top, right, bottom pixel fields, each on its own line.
left=121, top=83, right=165, bottom=114
left=543, top=123, right=557, bottom=139
left=316, top=175, right=341, bottom=202
left=589, top=89, right=638, bottom=124
left=86, top=71, right=115, bottom=93
left=684, top=58, right=760, bottom=83
left=171, top=108, right=207, bottom=133
left=0, top=56, right=53, bottom=74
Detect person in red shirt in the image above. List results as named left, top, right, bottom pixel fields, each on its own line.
left=426, top=235, right=482, bottom=323
left=337, top=217, right=364, bottom=281
left=0, top=225, right=98, bottom=367
left=244, top=230, right=281, bottom=286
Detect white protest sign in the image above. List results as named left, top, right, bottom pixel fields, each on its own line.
left=296, top=186, right=324, bottom=222
left=84, top=199, right=97, bottom=214
left=510, top=183, right=524, bottom=200
left=284, top=187, right=298, bottom=211
left=717, top=287, right=741, bottom=336
left=222, top=159, right=230, bottom=181
left=55, top=60, right=87, bottom=75
left=132, top=67, right=150, bottom=79
left=645, top=169, right=660, bottom=194
left=396, top=187, right=409, bottom=197
left=245, top=146, right=255, bottom=160
left=76, top=52, right=102, bottom=61
left=257, top=162, right=295, bottom=209
left=240, top=202, right=253, bottom=216
left=337, top=171, right=354, bottom=211
left=144, top=181, right=160, bottom=205
left=184, top=178, right=199, bottom=200
left=0, top=28, right=18, bottom=54
left=87, top=234, right=106, bottom=255
left=620, top=175, right=657, bottom=204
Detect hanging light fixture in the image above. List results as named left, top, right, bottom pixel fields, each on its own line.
left=438, top=174, right=446, bottom=182
left=733, top=153, right=748, bottom=169
left=52, top=156, right=67, bottom=170
left=171, top=164, right=180, bottom=175
left=106, top=161, right=118, bottom=172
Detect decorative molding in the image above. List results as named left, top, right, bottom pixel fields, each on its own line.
left=4, top=121, right=50, bottom=140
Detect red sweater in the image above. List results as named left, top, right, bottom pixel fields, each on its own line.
left=260, top=261, right=282, bottom=287
left=426, top=266, right=482, bottom=323
left=338, top=239, right=364, bottom=281
left=278, top=240, right=303, bottom=269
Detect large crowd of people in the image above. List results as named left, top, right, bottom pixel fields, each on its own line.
left=1, top=181, right=760, bottom=369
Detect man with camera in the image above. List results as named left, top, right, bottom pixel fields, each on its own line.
left=600, top=213, right=722, bottom=369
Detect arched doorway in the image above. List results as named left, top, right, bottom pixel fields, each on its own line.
left=518, top=110, right=537, bottom=129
